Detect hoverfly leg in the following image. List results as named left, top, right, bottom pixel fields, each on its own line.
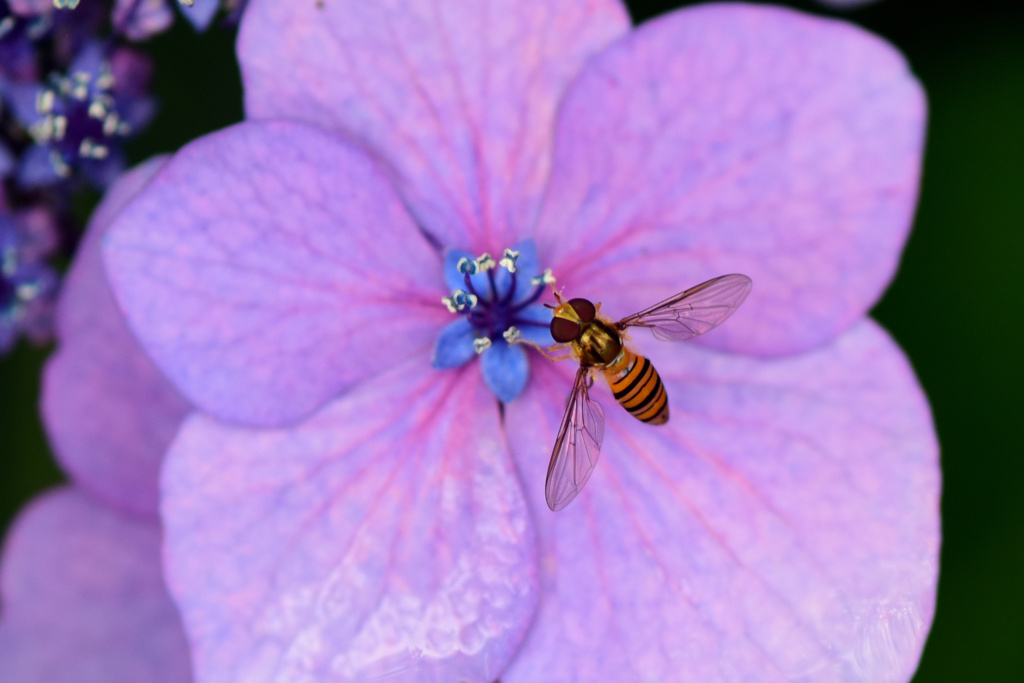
left=511, top=337, right=575, bottom=362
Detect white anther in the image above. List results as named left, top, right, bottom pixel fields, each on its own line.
left=53, top=0, right=81, bottom=8
left=0, top=17, right=15, bottom=39
left=102, top=113, right=121, bottom=136
left=48, top=150, right=71, bottom=178
left=456, top=256, right=478, bottom=275
left=36, top=89, right=56, bottom=115
left=29, top=116, right=54, bottom=143
left=531, top=268, right=556, bottom=286
left=16, top=282, right=39, bottom=301
left=79, top=139, right=109, bottom=159
left=70, top=72, right=90, bottom=100
left=88, top=99, right=108, bottom=120
left=451, top=289, right=477, bottom=310
left=475, top=253, right=495, bottom=272
left=473, top=337, right=492, bottom=354
left=52, top=115, right=67, bottom=141
left=96, top=70, right=115, bottom=91
left=502, top=327, right=521, bottom=343
left=442, top=289, right=478, bottom=313
left=179, top=0, right=196, bottom=6
left=499, top=248, right=521, bottom=273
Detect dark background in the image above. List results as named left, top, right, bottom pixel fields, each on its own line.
left=2, top=1, right=1021, bottom=680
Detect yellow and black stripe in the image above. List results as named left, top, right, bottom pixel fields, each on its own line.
left=604, top=350, right=669, bottom=425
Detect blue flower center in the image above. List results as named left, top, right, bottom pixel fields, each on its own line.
left=29, top=63, right=130, bottom=178
left=431, top=239, right=555, bottom=403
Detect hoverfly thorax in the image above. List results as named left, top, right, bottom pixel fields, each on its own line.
left=550, top=296, right=622, bottom=366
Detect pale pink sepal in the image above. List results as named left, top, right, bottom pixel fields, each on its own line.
left=238, top=0, right=630, bottom=250
left=0, top=488, right=192, bottom=683
left=42, top=156, right=191, bottom=517
left=104, top=121, right=450, bottom=427
left=161, top=359, right=537, bottom=682
left=536, top=4, right=926, bottom=356
left=503, top=321, right=939, bottom=682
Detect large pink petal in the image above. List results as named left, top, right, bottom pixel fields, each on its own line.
left=535, top=4, right=925, bottom=356
left=104, top=121, right=450, bottom=427
left=239, top=0, right=629, bottom=250
left=503, top=321, right=939, bottom=682
left=162, top=358, right=536, bottom=683
left=0, top=488, right=192, bottom=683
left=42, top=156, right=191, bottom=517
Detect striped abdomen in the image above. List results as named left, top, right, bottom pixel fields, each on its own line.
left=602, top=348, right=669, bottom=425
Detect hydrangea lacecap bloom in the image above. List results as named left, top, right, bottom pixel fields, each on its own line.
left=3, top=40, right=155, bottom=189
left=0, top=160, right=193, bottom=682
left=103, top=1, right=939, bottom=681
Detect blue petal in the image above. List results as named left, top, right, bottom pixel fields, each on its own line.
left=69, top=41, right=104, bottom=79
left=514, top=304, right=554, bottom=347
left=17, top=145, right=60, bottom=189
left=179, top=0, right=220, bottom=31
left=119, top=95, right=158, bottom=131
left=493, top=238, right=542, bottom=305
left=431, top=318, right=478, bottom=370
left=80, top=151, right=126, bottom=190
left=2, top=81, right=44, bottom=126
left=480, top=339, right=529, bottom=403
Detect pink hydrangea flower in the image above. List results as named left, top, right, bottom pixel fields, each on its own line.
left=103, top=1, right=939, bottom=681
left=0, top=159, right=193, bottom=682
left=42, top=156, right=191, bottom=515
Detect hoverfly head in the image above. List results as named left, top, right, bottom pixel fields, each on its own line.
left=550, top=297, right=597, bottom=344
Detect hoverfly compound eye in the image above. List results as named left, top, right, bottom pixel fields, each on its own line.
left=550, top=317, right=582, bottom=344
left=568, top=298, right=596, bottom=323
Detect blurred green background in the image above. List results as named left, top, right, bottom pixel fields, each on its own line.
left=1, top=1, right=1021, bottom=681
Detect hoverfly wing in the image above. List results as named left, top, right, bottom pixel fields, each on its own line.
left=545, top=365, right=606, bottom=512
left=616, top=274, right=751, bottom=342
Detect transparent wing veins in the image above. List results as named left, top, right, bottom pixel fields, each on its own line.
left=616, top=273, right=752, bottom=342
left=545, top=365, right=606, bottom=512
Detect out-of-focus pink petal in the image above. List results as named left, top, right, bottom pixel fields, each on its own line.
left=113, top=0, right=175, bottom=41
left=8, top=0, right=50, bottom=16
left=162, top=358, right=536, bottom=683
left=535, top=4, right=925, bottom=356
left=42, top=156, right=190, bottom=517
left=238, top=0, right=629, bottom=250
left=0, top=488, right=192, bottom=683
left=503, top=321, right=939, bottom=682
left=104, top=121, right=450, bottom=427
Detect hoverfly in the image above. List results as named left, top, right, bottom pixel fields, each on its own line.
left=544, top=274, right=752, bottom=511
